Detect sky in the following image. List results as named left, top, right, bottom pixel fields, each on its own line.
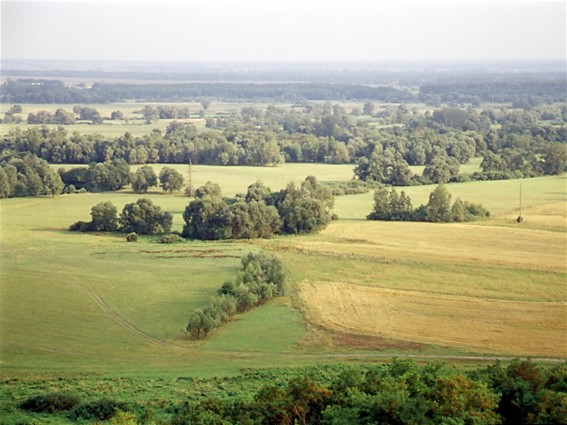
left=1, top=0, right=565, bottom=63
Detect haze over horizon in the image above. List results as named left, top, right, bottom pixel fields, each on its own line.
left=1, top=0, right=565, bottom=65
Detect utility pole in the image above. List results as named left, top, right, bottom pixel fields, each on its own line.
left=186, top=158, right=193, bottom=197
left=516, top=182, right=523, bottom=223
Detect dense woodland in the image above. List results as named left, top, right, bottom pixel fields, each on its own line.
left=1, top=98, right=565, bottom=199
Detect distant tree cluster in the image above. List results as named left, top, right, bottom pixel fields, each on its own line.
left=186, top=251, right=285, bottom=339
left=58, top=163, right=184, bottom=195
left=0, top=153, right=63, bottom=198
left=367, top=184, right=489, bottom=223
left=182, top=176, right=333, bottom=240
left=69, top=198, right=172, bottom=235
left=58, top=159, right=130, bottom=193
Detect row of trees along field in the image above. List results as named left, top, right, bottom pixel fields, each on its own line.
left=186, top=252, right=285, bottom=339
left=69, top=177, right=333, bottom=239
left=367, top=184, right=490, bottom=223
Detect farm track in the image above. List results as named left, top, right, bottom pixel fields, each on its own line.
left=67, top=278, right=566, bottom=365
left=66, top=278, right=189, bottom=351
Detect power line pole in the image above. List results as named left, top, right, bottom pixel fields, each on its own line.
left=516, top=181, right=523, bottom=223
left=187, top=157, right=193, bottom=197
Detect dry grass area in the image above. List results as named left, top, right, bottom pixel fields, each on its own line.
left=263, top=191, right=566, bottom=358
left=316, top=221, right=566, bottom=272
left=298, top=281, right=566, bottom=357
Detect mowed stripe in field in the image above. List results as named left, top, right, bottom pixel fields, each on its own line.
left=298, top=281, right=567, bottom=358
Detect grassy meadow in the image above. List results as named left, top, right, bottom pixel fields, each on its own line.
left=0, top=162, right=565, bottom=422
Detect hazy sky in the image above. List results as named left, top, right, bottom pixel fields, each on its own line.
left=1, top=0, right=565, bottom=63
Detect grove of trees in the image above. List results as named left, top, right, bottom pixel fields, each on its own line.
left=367, top=184, right=490, bottom=223
left=70, top=198, right=172, bottom=235
left=182, top=176, right=333, bottom=240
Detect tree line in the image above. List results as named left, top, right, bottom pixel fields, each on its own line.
left=2, top=102, right=564, bottom=174
left=0, top=79, right=413, bottom=104
left=367, top=184, right=489, bottom=223
left=186, top=252, right=285, bottom=339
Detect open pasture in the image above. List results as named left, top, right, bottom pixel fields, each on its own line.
left=0, top=166, right=565, bottom=378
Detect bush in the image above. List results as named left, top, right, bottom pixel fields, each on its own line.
left=69, top=220, right=93, bottom=232
left=159, top=234, right=185, bottom=244
left=126, top=232, right=138, bottom=242
left=20, top=393, right=81, bottom=413
left=71, top=398, right=129, bottom=421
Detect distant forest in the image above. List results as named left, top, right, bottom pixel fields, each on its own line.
left=1, top=67, right=566, bottom=105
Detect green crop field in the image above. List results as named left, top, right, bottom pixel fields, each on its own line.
left=1, top=164, right=565, bottom=423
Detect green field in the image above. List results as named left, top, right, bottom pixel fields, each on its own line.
left=0, top=101, right=297, bottom=136
left=1, top=164, right=565, bottom=422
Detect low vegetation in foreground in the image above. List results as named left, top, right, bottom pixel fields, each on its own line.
left=4, top=360, right=566, bottom=424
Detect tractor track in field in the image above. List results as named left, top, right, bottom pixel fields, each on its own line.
left=66, top=279, right=566, bottom=365
left=68, top=279, right=190, bottom=351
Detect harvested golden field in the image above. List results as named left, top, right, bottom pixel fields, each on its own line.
left=261, top=182, right=566, bottom=358
left=297, top=281, right=566, bottom=357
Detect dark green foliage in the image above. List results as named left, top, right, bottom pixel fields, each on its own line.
left=367, top=187, right=413, bottom=221
left=267, top=177, right=332, bottom=235
left=186, top=252, right=285, bottom=339
left=0, top=154, right=63, bottom=198
left=320, top=180, right=377, bottom=196
left=182, top=191, right=232, bottom=240
left=172, top=361, right=509, bottom=425
left=20, top=393, right=80, bottom=413
left=126, top=232, right=138, bottom=242
left=131, top=165, right=157, bottom=193
left=69, top=201, right=118, bottom=232
left=159, top=166, right=185, bottom=193
left=119, top=198, right=172, bottom=235
left=368, top=184, right=489, bottom=223
left=354, top=146, right=413, bottom=186
left=90, top=201, right=119, bottom=231
left=184, top=178, right=329, bottom=241
left=425, top=184, right=452, bottom=223
left=70, top=398, right=129, bottom=421
left=159, top=233, right=185, bottom=244
left=473, top=360, right=567, bottom=425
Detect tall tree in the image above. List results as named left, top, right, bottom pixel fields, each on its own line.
left=159, top=167, right=185, bottom=193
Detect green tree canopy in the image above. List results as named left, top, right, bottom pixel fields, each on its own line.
left=119, top=198, right=172, bottom=235
left=159, top=167, right=184, bottom=193
left=131, top=165, right=157, bottom=193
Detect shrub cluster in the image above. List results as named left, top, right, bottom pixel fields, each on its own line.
left=186, top=252, right=285, bottom=339
left=367, top=184, right=490, bottom=223
left=20, top=393, right=80, bottom=414
left=20, top=394, right=129, bottom=422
